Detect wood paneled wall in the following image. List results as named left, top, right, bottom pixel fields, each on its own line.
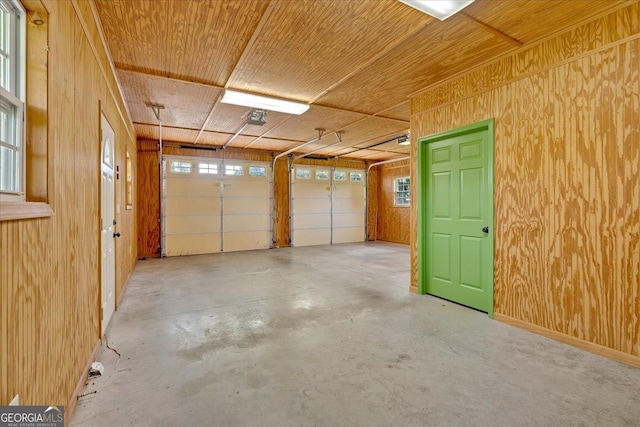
left=411, top=3, right=640, bottom=363
left=0, top=0, right=137, bottom=410
left=137, top=140, right=160, bottom=258
left=374, top=161, right=410, bottom=244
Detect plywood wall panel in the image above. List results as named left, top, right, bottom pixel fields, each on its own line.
left=137, top=140, right=160, bottom=258
left=0, top=0, right=137, bottom=408
left=273, top=158, right=290, bottom=247
left=410, top=4, right=640, bottom=361
left=374, top=161, right=410, bottom=245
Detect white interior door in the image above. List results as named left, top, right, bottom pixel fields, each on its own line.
left=292, top=166, right=332, bottom=246
left=100, top=114, right=116, bottom=335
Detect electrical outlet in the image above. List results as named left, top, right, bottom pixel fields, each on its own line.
left=9, top=394, right=19, bottom=406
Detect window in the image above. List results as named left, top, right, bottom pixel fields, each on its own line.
left=296, top=169, right=310, bottom=180
left=125, top=150, right=133, bottom=209
left=170, top=161, right=191, bottom=174
left=225, top=164, right=243, bottom=176
left=350, top=172, right=362, bottom=182
left=0, top=0, right=26, bottom=200
left=333, top=171, right=346, bottom=181
left=394, top=177, right=410, bottom=206
left=199, top=162, right=218, bottom=174
left=315, top=170, right=329, bottom=180
left=249, top=166, right=266, bottom=177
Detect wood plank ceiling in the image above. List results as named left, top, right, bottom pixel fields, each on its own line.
left=94, top=0, right=626, bottom=161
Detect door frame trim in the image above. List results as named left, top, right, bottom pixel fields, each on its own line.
left=99, top=109, right=117, bottom=335
left=416, top=118, right=495, bottom=318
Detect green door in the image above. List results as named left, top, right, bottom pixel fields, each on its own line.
left=419, top=120, right=494, bottom=315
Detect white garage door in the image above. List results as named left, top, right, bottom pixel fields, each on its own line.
left=331, top=169, right=366, bottom=244
left=291, top=166, right=365, bottom=247
left=291, top=166, right=332, bottom=246
left=222, top=161, right=271, bottom=252
left=162, top=156, right=271, bottom=256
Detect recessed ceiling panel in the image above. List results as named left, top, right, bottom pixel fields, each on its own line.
left=262, top=105, right=369, bottom=142
left=96, top=0, right=270, bottom=85
left=378, top=102, right=411, bottom=121
left=317, top=15, right=514, bottom=114
left=135, top=123, right=200, bottom=144
left=118, top=70, right=220, bottom=129
left=463, top=0, right=625, bottom=45
left=227, top=0, right=432, bottom=101
left=242, top=137, right=305, bottom=153
left=325, top=117, right=410, bottom=153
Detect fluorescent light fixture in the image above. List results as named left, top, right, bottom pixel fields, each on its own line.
left=221, top=89, right=309, bottom=115
left=397, top=134, right=411, bottom=145
left=398, top=0, right=475, bottom=20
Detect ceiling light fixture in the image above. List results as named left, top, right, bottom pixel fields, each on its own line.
left=398, top=0, right=475, bottom=21
left=221, top=89, right=309, bottom=115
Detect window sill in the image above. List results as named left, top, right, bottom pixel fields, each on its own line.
left=0, top=201, right=54, bottom=221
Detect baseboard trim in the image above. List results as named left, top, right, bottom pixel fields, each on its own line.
left=116, top=266, right=135, bottom=309
left=65, top=339, right=101, bottom=426
left=494, top=313, right=640, bottom=369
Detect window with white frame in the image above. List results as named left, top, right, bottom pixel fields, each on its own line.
left=295, top=169, right=310, bottom=180
left=350, top=172, right=362, bottom=182
left=333, top=171, right=346, bottom=181
left=198, top=162, right=218, bottom=174
left=225, top=164, right=243, bottom=176
left=315, top=170, right=329, bottom=180
left=0, top=0, right=26, bottom=200
left=170, top=161, right=191, bottom=174
left=394, top=177, right=410, bottom=206
left=248, top=166, right=266, bottom=177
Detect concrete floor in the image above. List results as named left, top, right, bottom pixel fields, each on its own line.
left=72, top=242, right=640, bottom=427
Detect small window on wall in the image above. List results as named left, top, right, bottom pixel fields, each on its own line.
left=395, top=177, right=410, bottom=206
left=225, top=164, right=243, bottom=176
left=0, top=0, right=26, bottom=201
left=125, top=150, right=133, bottom=209
left=170, top=161, right=191, bottom=174
left=350, top=172, right=362, bottom=182
left=315, top=170, right=329, bottom=180
left=199, top=163, right=218, bottom=174
left=249, top=166, right=266, bottom=177
left=296, top=169, right=310, bottom=180
left=333, top=171, right=346, bottom=181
